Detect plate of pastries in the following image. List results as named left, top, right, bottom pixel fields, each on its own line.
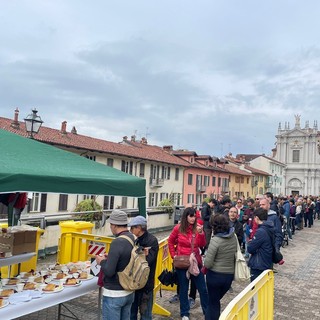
left=63, top=278, right=82, bottom=287
left=42, top=284, right=64, bottom=294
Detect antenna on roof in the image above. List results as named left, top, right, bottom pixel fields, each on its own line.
left=145, top=127, right=150, bottom=139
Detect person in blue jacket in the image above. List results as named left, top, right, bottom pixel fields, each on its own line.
left=247, top=207, right=274, bottom=282
left=259, top=198, right=283, bottom=252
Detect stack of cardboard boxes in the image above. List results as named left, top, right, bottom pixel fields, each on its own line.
left=0, top=226, right=37, bottom=257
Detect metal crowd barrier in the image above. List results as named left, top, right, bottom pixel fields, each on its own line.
left=219, top=269, right=274, bottom=319
left=58, top=232, right=174, bottom=316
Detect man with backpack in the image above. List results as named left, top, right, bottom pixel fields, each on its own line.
left=128, top=216, right=159, bottom=320
left=95, top=210, right=135, bottom=320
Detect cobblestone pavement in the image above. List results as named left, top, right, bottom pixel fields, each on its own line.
left=15, top=221, right=320, bottom=319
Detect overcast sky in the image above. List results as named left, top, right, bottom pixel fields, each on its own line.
left=1, top=1, right=320, bottom=157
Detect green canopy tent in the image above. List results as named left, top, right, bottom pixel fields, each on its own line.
left=0, top=129, right=146, bottom=225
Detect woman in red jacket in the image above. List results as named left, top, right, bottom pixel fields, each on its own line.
left=168, top=207, right=208, bottom=320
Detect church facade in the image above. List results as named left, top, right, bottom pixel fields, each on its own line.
left=273, top=115, right=320, bottom=196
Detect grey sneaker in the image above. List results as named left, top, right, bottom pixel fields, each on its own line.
left=182, top=316, right=190, bottom=320
left=169, top=294, right=179, bottom=303
left=189, top=297, right=196, bottom=309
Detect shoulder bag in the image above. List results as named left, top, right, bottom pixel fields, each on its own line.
left=234, top=234, right=250, bottom=282
left=173, top=234, right=195, bottom=269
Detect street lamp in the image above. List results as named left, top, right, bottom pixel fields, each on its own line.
left=274, top=174, right=278, bottom=195
left=24, top=109, right=43, bottom=138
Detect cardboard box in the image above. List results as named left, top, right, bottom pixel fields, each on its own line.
left=0, top=230, right=37, bottom=256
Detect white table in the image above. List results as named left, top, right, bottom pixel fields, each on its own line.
left=0, top=277, right=99, bottom=320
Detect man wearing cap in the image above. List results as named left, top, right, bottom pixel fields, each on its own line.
left=95, top=210, right=135, bottom=320
left=128, top=215, right=159, bottom=320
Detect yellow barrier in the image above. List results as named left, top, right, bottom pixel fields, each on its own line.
left=58, top=232, right=174, bottom=316
left=219, top=270, right=274, bottom=320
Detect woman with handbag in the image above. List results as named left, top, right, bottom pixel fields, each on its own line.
left=203, top=214, right=237, bottom=320
left=168, top=207, right=208, bottom=320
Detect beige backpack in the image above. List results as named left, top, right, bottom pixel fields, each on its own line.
left=117, top=235, right=150, bottom=290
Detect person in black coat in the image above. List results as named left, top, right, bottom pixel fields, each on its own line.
left=201, top=198, right=217, bottom=250
left=128, top=216, right=159, bottom=320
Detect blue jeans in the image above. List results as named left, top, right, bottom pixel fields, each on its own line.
left=102, top=293, right=134, bottom=320
left=130, top=290, right=153, bottom=320
left=176, top=268, right=208, bottom=317
left=205, top=270, right=233, bottom=320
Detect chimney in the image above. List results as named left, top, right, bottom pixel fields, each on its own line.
left=131, top=135, right=136, bottom=142
left=71, top=126, right=77, bottom=134
left=163, top=145, right=173, bottom=152
left=123, top=136, right=128, bottom=141
left=141, top=137, right=148, bottom=144
left=11, top=108, right=20, bottom=129
left=61, top=121, right=67, bottom=134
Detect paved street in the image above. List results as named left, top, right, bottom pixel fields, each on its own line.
left=15, top=220, right=320, bottom=319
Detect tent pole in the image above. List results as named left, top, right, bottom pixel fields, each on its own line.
left=138, top=197, right=147, bottom=217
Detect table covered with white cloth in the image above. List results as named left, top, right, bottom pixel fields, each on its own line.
left=0, top=276, right=99, bottom=320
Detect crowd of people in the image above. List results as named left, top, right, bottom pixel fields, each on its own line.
left=167, top=193, right=320, bottom=320
left=93, top=194, right=320, bottom=320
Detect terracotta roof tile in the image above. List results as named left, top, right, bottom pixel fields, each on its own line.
left=225, top=164, right=253, bottom=176
left=0, top=117, right=189, bottom=167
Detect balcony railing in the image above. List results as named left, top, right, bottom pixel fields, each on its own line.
left=149, top=178, right=164, bottom=187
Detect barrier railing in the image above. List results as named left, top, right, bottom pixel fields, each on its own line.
left=219, top=269, right=274, bottom=320
left=58, top=232, right=173, bottom=316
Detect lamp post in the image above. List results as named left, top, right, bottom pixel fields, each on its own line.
left=274, top=174, right=278, bottom=195
left=24, top=109, right=43, bottom=139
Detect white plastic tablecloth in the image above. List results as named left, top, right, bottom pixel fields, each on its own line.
left=0, top=277, right=99, bottom=320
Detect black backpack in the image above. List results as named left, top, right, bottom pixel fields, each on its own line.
left=266, top=228, right=283, bottom=264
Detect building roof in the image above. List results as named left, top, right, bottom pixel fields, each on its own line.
left=225, top=164, right=253, bottom=176
left=244, top=165, right=270, bottom=176
left=0, top=115, right=189, bottom=167
left=236, top=153, right=285, bottom=166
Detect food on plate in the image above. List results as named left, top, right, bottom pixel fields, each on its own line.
left=0, top=298, right=4, bottom=307
left=43, top=284, right=56, bottom=292
left=56, top=273, right=66, bottom=279
left=7, top=278, right=19, bottom=285
left=34, top=276, right=44, bottom=283
left=69, top=267, right=78, bottom=273
left=24, top=282, right=36, bottom=290
left=1, top=289, right=15, bottom=297
left=79, top=272, right=88, bottom=279
left=65, top=278, right=77, bottom=285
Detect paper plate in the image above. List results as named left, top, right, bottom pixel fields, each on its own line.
left=43, top=286, right=64, bottom=294
left=63, top=280, right=82, bottom=287
left=78, top=274, right=94, bottom=281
